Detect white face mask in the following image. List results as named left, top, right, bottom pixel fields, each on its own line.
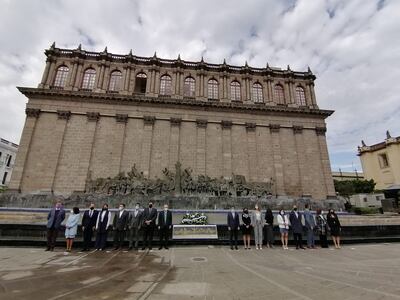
left=135, top=206, right=139, bottom=210
left=71, top=209, right=74, bottom=214
left=321, top=211, right=324, bottom=214
left=119, top=207, right=123, bottom=211
left=231, top=209, right=235, bottom=213
left=164, top=207, right=168, bottom=211
left=280, top=211, right=284, bottom=215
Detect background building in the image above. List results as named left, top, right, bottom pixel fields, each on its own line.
left=358, top=131, right=400, bottom=190
left=332, top=170, right=364, bottom=182
left=0, top=138, right=18, bottom=187
left=9, top=44, right=336, bottom=199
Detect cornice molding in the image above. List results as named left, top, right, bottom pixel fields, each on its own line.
left=18, top=87, right=334, bottom=119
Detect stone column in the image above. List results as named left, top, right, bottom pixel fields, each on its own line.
left=168, top=118, right=181, bottom=171
left=284, top=81, right=291, bottom=105
left=82, top=112, right=100, bottom=192
left=50, top=110, right=72, bottom=192
left=309, top=83, right=318, bottom=107
left=316, top=127, right=336, bottom=198
left=246, top=123, right=258, bottom=181
left=101, top=65, right=110, bottom=90
left=97, top=63, right=105, bottom=90
left=39, top=58, right=52, bottom=88
left=270, top=124, right=285, bottom=196
left=8, top=108, right=41, bottom=192
left=68, top=60, right=78, bottom=89
left=45, top=61, right=57, bottom=87
left=154, top=71, right=160, bottom=96
left=140, top=116, right=155, bottom=177
left=196, top=119, right=207, bottom=175
left=73, top=62, right=83, bottom=91
left=221, top=120, right=232, bottom=178
left=293, top=126, right=308, bottom=196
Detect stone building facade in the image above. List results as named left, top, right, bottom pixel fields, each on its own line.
left=9, top=43, right=336, bottom=199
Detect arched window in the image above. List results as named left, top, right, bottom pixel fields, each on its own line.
left=295, top=86, right=306, bottom=106
left=81, top=68, right=96, bottom=90
left=108, top=70, right=122, bottom=91
left=53, top=66, right=69, bottom=88
left=230, top=81, right=241, bottom=101
left=252, top=82, right=263, bottom=103
left=134, top=72, right=147, bottom=93
left=160, top=75, right=172, bottom=95
left=184, top=77, right=195, bottom=97
left=273, top=84, right=285, bottom=104
left=208, top=79, right=218, bottom=99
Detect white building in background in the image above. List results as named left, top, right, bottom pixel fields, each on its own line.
left=349, top=193, right=385, bottom=208
left=0, top=138, right=18, bottom=187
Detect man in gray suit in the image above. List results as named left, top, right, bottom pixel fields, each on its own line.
left=46, top=200, right=65, bottom=251
left=128, top=203, right=143, bottom=251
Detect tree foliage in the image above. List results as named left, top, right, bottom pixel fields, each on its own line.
left=334, top=179, right=376, bottom=198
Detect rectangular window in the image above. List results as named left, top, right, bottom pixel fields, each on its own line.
left=6, top=155, right=12, bottom=167
left=378, top=153, right=389, bottom=168
left=2, top=172, right=7, bottom=185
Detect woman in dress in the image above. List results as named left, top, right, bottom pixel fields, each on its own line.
left=251, top=204, right=264, bottom=250
left=327, top=209, right=342, bottom=249
left=264, top=208, right=274, bottom=248
left=316, top=208, right=328, bottom=248
left=65, top=207, right=80, bottom=252
left=241, top=208, right=252, bottom=249
left=277, top=209, right=289, bottom=250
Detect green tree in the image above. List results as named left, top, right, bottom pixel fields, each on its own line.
left=334, top=179, right=376, bottom=198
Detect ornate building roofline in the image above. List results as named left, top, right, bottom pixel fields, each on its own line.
left=358, top=132, right=400, bottom=155
left=18, top=87, right=334, bottom=118
left=45, top=44, right=316, bottom=80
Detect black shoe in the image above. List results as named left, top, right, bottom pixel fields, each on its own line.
left=45, top=247, right=50, bottom=251
left=141, top=247, right=146, bottom=251
left=158, top=247, right=163, bottom=250
left=50, top=247, right=54, bottom=251
left=128, top=246, right=133, bottom=251
left=114, top=247, right=119, bottom=251
left=235, top=246, right=239, bottom=250
left=296, top=246, right=299, bottom=250
left=300, top=246, right=306, bottom=250
left=230, top=246, right=234, bottom=250
left=165, top=247, right=169, bottom=250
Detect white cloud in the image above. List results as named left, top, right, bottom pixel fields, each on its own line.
left=0, top=0, right=399, bottom=172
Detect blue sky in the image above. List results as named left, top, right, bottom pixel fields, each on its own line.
left=0, top=0, right=399, bottom=173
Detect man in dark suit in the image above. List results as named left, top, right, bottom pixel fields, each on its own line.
left=289, top=205, right=305, bottom=250
left=81, top=202, right=99, bottom=251
left=113, top=203, right=130, bottom=250
left=158, top=204, right=173, bottom=250
left=142, top=201, right=157, bottom=251
left=227, top=206, right=240, bottom=250
left=46, top=200, right=65, bottom=251
left=128, top=203, right=143, bottom=250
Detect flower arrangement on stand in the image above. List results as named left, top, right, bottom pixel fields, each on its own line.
left=181, top=212, right=208, bottom=225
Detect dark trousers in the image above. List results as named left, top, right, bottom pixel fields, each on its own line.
left=319, top=234, right=328, bottom=248
left=46, top=228, right=59, bottom=249
left=95, top=231, right=108, bottom=250
left=129, top=227, right=140, bottom=249
left=229, top=229, right=238, bottom=248
left=114, top=229, right=126, bottom=248
left=82, top=228, right=94, bottom=250
left=293, top=233, right=303, bottom=248
left=142, top=225, right=154, bottom=249
left=159, top=226, right=170, bottom=248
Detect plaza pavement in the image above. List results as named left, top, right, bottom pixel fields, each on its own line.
left=0, top=243, right=399, bottom=299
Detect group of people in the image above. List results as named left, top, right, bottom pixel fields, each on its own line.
left=45, top=200, right=172, bottom=252
left=45, top=200, right=342, bottom=253
left=227, top=203, right=342, bottom=250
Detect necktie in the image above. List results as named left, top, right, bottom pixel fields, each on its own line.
left=164, top=211, right=167, bottom=223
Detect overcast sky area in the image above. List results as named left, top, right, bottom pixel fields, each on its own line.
left=0, top=0, right=399, bottom=172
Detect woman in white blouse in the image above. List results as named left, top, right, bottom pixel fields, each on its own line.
left=277, top=209, right=289, bottom=250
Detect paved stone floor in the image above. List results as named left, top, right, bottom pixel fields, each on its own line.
left=0, top=244, right=399, bottom=299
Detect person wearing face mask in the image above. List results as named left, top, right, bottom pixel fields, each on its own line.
left=158, top=204, right=173, bottom=250
left=95, top=203, right=112, bottom=251
left=227, top=206, right=240, bottom=250
left=81, top=202, right=99, bottom=251
left=64, top=207, right=80, bottom=253
left=241, top=208, right=252, bottom=249
left=142, top=201, right=158, bottom=251
left=289, top=205, right=305, bottom=250
left=277, top=209, right=289, bottom=250
left=251, top=204, right=264, bottom=250
left=303, top=203, right=316, bottom=249
left=327, top=209, right=342, bottom=249
left=113, top=203, right=130, bottom=250
left=46, top=200, right=65, bottom=251
left=128, top=203, right=143, bottom=251
left=264, top=208, right=275, bottom=248
left=316, top=209, right=328, bottom=248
